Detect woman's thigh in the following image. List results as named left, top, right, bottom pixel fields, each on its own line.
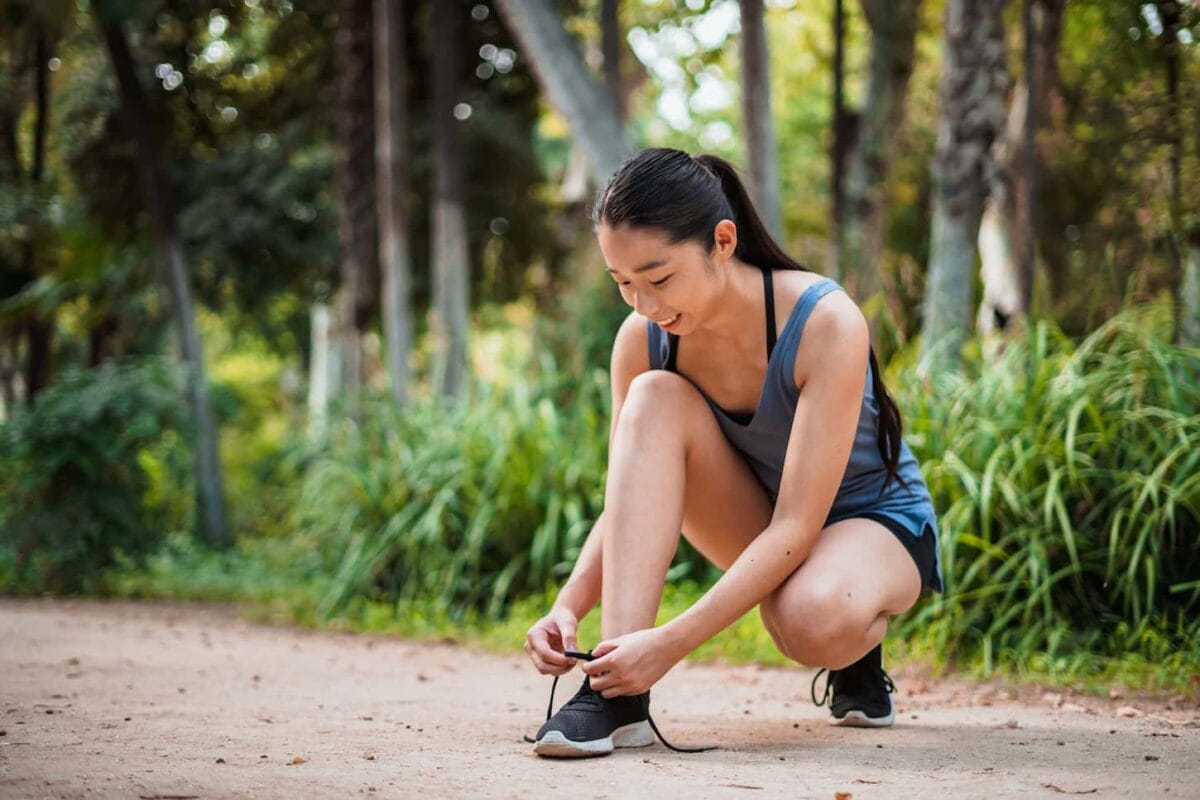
left=623, top=371, right=774, bottom=571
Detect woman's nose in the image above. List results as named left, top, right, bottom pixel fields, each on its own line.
left=632, top=292, right=658, bottom=318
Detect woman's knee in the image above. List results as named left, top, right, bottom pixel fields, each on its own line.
left=762, top=576, right=874, bottom=668
left=619, top=371, right=704, bottom=433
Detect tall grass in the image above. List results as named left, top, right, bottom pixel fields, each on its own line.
left=300, top=356, right=613, bottom=621
left=892, top=305, right=1200, bottom=673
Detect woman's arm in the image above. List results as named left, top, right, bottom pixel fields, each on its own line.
left=550, top=311, right=651, bottom=621
left=658, top=293, right=869, bottom=657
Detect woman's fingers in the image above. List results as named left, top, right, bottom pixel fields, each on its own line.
left=526, top=626, right=575, bottom=673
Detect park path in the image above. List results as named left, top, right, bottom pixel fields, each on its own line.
left=1, top=598, right=1196, bottom=799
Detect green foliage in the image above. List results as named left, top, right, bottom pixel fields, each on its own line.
left=300, top=360, right=612, bottom=622
left=892, top=305, right=1200, bottom=675
left=0, top=357, right=186, bottom=593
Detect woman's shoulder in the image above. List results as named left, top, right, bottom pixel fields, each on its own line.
left=610, top=310, right=652, bottom=379
left=780, top=272, right=868, bottom=389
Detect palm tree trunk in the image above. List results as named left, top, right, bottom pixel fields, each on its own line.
left=920, top=0, right=1009, bottom=369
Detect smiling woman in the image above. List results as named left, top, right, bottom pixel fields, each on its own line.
left=522, top=148, right=942, bottom=759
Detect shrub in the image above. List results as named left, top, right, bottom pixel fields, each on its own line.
left=0, top=357, right=185, bottom=593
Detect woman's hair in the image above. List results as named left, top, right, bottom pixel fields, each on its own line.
left=593, top=147, right=907, bottom=491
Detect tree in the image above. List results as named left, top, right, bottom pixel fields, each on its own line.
left=374, top=0, right=413, bottom=405
left=976, top=0, right=1065, bottom=336
left=430, top=0, right=470, bottom=401
left=493, top=0, right=631, bottom=182
left=920, top=0, right=1009, bottom=369
left=92, top=0, right=230, bottom=548
left=739, top=0, right=782, bottom=240
left=839, top=0, right=921, bottom=303
left=334, top=0, right=378, bottom=395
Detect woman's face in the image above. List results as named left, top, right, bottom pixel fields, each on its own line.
left=597, top=220, right=736, bottom=336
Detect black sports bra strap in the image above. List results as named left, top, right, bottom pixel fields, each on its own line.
left=763, top=268, right=776, bottom=360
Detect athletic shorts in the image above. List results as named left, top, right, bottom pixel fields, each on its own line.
left=856, top=512, right=943, bottom=594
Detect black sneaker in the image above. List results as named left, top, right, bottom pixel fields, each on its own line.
left=524, top=649, right=717, bottom=758
left=530, top=674, right=654, bottom=757
left=810, top=643, right=897, bottom=727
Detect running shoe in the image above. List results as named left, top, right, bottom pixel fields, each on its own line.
left=810, top=643, right=897, bottom=727
left=525, top=649, right=717, bottom=758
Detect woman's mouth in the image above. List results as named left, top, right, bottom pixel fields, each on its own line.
left=658, top=313, right=681, bottom=331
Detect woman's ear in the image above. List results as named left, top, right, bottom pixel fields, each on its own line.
left=712, top=219, right=738, bottom=262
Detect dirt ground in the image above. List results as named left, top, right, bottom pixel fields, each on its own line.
left=1, top=598, right=1197, bottom=800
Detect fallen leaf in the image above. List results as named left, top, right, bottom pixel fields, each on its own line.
left=292, top=756, right=306, bottom=765
left=835, top=793, right=853, bottom=800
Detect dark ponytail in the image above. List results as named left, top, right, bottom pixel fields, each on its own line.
left=594, top=148, right=906, bottom=491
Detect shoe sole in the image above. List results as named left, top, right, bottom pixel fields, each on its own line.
left=533, top=720, right=655, bottom=758
left=828, top=695, right=895, bottom=728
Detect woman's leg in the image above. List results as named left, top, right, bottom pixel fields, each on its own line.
left=599, top=370, right=774, bottom=640
left=759, top=517, right=923, bottom=669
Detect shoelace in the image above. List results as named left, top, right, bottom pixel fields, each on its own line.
left=523, top=648, right=717, bottom=753
left=810, top=664, right=896, bottom=707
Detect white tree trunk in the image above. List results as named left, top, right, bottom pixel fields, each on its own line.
left=920, top=0, right=1009, bottom=370
left=493, top=0, right=631, bottom=181
left=431, top=0, right=470, bottom=401
left=1181, top=242, right=1200, bottom=347
left=307, top=301, right=332, bottom=440
left=739, top=0, right=782, bottom=241
left=374, top=0, right=413, bottom=406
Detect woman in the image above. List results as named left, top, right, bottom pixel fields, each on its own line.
left=524, top=148, right=942, bottom=758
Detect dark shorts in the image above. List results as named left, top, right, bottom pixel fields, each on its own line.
left=856, top=512, right=942, bottom=594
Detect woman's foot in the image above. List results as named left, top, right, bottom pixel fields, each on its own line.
left=532, top=675, right=655, bottom=758
left=810, top=643, right=897, bottom=727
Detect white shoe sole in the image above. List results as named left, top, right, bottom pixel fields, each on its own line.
left=828, top=695, right=895, bottom=728
left=533, top=720, right=655, bottom=758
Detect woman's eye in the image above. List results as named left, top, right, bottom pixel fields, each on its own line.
left=651, top=276, right=671, bottom=287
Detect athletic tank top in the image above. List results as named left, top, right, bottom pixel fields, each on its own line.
left=646, top=271, right=943, bottom=592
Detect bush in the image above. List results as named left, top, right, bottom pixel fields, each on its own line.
left=892, top=306, right=1200, bottom=672
left=0, top=357, right=186, bottom=593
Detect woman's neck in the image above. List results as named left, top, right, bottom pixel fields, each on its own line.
left=692, top=257, right=766, bottom=351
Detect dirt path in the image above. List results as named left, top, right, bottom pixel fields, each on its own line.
left=1, top=598, right=1196, bottom=799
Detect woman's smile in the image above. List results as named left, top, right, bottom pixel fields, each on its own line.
left=657, top=312, right=682, bottom=331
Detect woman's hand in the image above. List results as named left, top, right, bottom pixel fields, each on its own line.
left=524, top=606, right=580, bottom=676
left=581, top=627, right=682, bottom=698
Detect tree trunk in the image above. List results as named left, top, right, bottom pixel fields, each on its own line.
left=739, top=0, right=782, bottom=241
left=94, top=1, right=230, bottom=548
left=829, top=0, right=847, bottom=279
left=840, top=0, right=921, bottom=303
left=977, top=0, right=1064, bottom=336
left=920, top=0, right=1009, bottom=370
left=307, top=301, right=333, bottom=439
left=373, top=0, right=413, bottom=407
left=430, top=0, right=470, bottom=401
left=601, top=0, right=625, bottom=124
left=22, top=27, right=53, bottom=400
left=335, top=0, right=379, bottom=396
left=1182, top=241, right=1200, bottom=346
left=493, top=0, right=631, bottom=181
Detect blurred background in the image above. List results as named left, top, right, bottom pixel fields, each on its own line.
left=1, top=0, right=1197, bottom=693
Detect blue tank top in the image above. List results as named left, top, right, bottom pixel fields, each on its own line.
left=646, top=272, right=943, bottom=593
